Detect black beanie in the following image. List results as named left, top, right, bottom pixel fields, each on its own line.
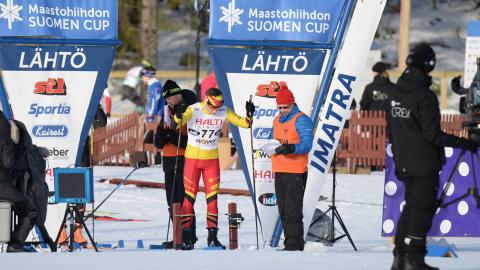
left=372, top=61, right=387, bottom=73
left=406, top=43, right=436, bottom=72
left=162, top=79, right=183, bottom=98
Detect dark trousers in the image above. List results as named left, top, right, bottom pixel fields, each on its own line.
left=394, top=174, right=439, bottom=259
left=163, top=156, right=185, bottom=207
left=163, top=155, right=196, bottom=232
left=274, top=172, right=307, bottom=250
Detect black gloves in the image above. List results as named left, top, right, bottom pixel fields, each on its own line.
left=275, top=144, right=295, bottom=155
left=174, top=104, right=186, bottom=119
left=245, top=100, right=255, bottom=117
left=460, top=139, right=479, bottom=153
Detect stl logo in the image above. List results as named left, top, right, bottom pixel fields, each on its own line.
left=256, top=81, right=288, bottom=98
left=0, top=0, right=23, bottom=30
left=219, top=0, right=243, bottom=33
left=34, top=78, right=67, bottom=95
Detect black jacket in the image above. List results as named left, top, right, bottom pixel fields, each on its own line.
left=0, top=112, right=18, bottom=182
left=360, top=75, right=395, bottom=111
left=81, top=106, right=107, bottom=166
left=155, top=90, right=197, bottom=150
left=387, top=67, right=472, bottom=177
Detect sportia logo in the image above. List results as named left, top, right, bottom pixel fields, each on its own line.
left=0, top=0, right=23, bottom=30
left=219, top=0, right=243, bottom=33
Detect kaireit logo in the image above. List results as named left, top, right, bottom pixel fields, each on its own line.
left=32, top=125, right=68, bottom=138
left=219, top=0, right=243, bottom=33
left=0, top=0, right=23, bottom=30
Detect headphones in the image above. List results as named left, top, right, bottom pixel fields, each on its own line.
left=405, top=45, right=436, bottom=73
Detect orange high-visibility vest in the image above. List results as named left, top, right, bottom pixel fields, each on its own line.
left=272, top=112, right=308, bottom=173
left=162, top=111, right=187, bottom=157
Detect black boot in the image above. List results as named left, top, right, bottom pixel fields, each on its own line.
left=391, top=251, right=405, bottom=270
left=404, top=255, right=439, bottom=270
left=207, top=228, right=225, bottom=249
left=191, top=216, right=198, bottom=244
left=7, top=215, right=35, bottom=253
left=179, top=228, right=194, bottom=250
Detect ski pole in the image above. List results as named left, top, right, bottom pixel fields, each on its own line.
left=248, top=95, right=260, bottom=250
left=165, top=115, right=183, bottom=246
left=82, top=161, right=146, bottom=224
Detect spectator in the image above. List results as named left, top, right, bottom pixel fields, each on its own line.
left=360, top=61, right=395, bottom=112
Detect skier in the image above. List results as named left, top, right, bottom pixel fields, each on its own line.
left=154, top=80, right=197, bottom=249
left=172, top=88, right=255, bottom=250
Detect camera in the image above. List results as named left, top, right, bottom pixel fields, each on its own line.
left=451, top=57, right=480, bottom=140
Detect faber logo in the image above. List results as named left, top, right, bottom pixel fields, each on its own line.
left=219, top=0, right=243, bottom=33
left=0, top=0, right=23, bottom=30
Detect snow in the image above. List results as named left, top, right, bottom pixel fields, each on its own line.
left=1, top=167, right=479, bottom=270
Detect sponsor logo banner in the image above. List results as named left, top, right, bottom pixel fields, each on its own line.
left=208, top=45, right=326, bottom=241
left=0, top=0, right=117, bottom=39
left=302, top=0, right=386, bottom=238
left=32, top=124, right=68, bottom=137
left=258, top=193, right=277, bottom=206
left=0, top=44, right=115, bottom=238
left=210, top=0, right=345, bottom=42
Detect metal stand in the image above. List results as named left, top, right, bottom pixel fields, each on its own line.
left=439, top=150, right=480, bottom=209
left=319, top=152, right=357, bottom=251
left=55, top=204, right=98, bottom=252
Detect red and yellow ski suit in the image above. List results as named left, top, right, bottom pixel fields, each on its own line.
left=174, top=101, right=249, bottom=228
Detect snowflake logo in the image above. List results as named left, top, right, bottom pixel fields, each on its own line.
left=0, top=0, right=23, bottom=30
left=219, top=0, right=243, bottom=33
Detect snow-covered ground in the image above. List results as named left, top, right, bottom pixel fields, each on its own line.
left=1, top=167, right=478, bottom=270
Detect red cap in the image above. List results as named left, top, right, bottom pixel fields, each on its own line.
left=276, top=85, right=295, bottom=104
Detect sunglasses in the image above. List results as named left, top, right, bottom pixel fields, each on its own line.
left=207, top=100, right=223, bottom=109
left=277, top=105, right=291, bottom=110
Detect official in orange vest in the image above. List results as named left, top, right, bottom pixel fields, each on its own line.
left=154, top=79, right=197, bottom=249
left=271, top=85, right=313, bottom=251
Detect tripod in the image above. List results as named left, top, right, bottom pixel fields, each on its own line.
left=438, top=149, right=480, bottom=209
left=55, top=204, right=98, bottom=252
left=318, top=151, right=357, bottom=251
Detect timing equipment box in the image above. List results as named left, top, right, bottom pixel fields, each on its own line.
left=0, top=201, right=11, bottom=243
left=54, top=167, right=94, bottom=204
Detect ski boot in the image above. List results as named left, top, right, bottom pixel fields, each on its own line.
left=179, top=228, right=194, bottom=250
left=207, top=228, right=225, bottom=250
left=57, top=225, right=68, bottom=246
left=74, top=224, right=88, bottom=247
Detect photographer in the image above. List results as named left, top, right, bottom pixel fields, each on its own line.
left=387, top=43, right=479, bottom=270
left=0, top=111, right=37, bottom=252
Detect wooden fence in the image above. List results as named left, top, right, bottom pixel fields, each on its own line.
left=337, top=111, right=467, bottom=173
left=92, top=111, right=468, bottom=173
